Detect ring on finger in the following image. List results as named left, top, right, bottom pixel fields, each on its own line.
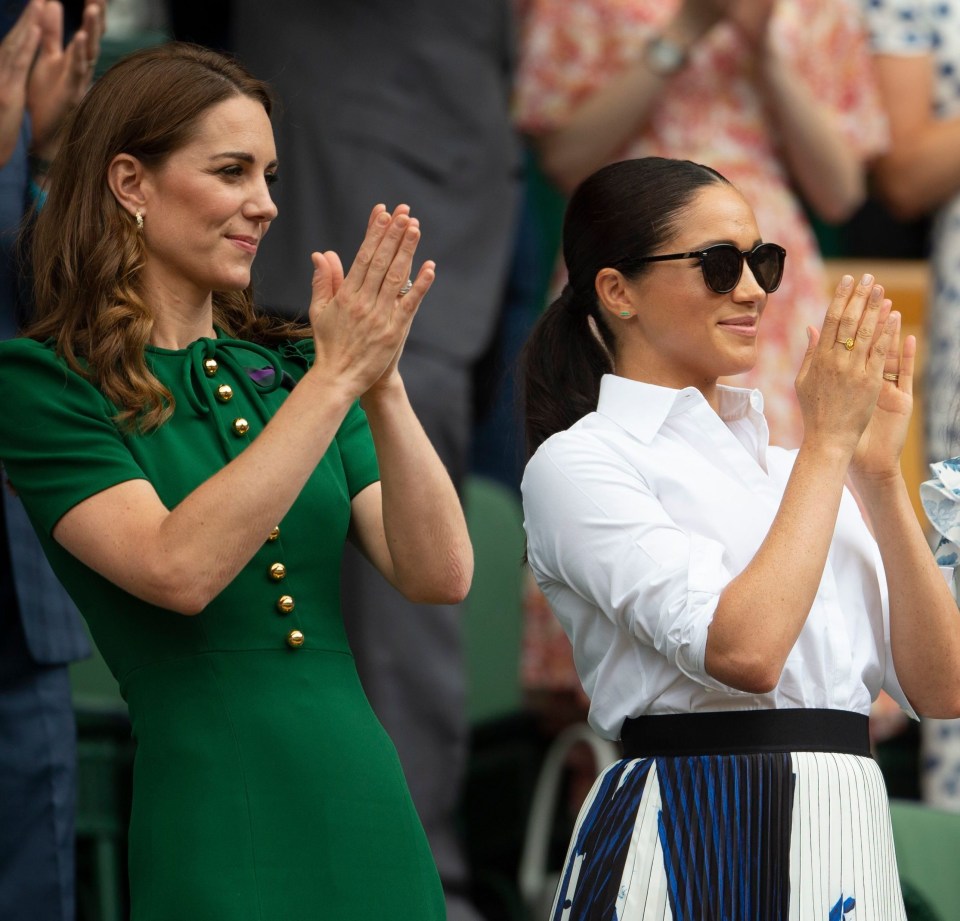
left=838, top=336, right=855, bottom=351
left=883, top=372, right=900, bottom=382
left=398, top=278, right=413, bottom=297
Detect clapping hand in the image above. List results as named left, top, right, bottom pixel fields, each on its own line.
left=308, top=204, right=435, bottom=399
left=27, top=0, right=105, bottom=162
left=0, top=0, right=43, bottom=167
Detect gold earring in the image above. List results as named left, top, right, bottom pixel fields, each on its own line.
left=135, top=210, right=144, bottom=231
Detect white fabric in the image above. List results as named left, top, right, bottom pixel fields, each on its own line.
left=552, top=751, right=905, bottom=920
left=521, top=374, right=913, bottom=740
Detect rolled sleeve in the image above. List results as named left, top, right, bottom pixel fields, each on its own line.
left=523, top=433, right=735, bottom=692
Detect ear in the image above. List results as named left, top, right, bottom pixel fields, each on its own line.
left=595, top=267, right=637, bottom=321
left=107, top=153, right=149, bottom=218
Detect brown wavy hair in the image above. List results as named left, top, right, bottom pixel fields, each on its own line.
left=24, top=42, right=310, bottom=431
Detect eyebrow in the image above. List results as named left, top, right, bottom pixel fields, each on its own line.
left=210, top=151, right=279, bottom=169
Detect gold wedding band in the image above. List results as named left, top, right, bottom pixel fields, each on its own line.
left=398, top=278, right=413, bottom=297
left=838, top=336, right=855, bottom=351
left=883, top=372, right=900, bottom=382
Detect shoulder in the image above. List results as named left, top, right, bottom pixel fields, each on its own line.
left=0, top=338, right=84, bottom=388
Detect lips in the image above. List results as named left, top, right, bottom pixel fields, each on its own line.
left=226, top=234, right=259, bottom=254
left=718, top=316, right=758, bottom=328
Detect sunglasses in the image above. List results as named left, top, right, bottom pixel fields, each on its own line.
left=636, top=242, right=787, bottom=294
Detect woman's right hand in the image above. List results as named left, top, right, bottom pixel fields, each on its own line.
left=794, top=273, right=895, bottom=460
left=305, top=204, right=434, bottom=399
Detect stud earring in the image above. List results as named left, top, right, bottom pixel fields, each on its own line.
left=619, top=311, right=632, bottom=318
left=135, top=210, right=144, bottom=231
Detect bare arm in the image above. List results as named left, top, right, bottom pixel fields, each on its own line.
left=532, top=5, right=719, bottom=193
left=848, top=331, right=960, bottom=716
left=870, top=54, right=960, bottom=219
left=349, top=377, right=473, bottom=605
left=758, top=43, right=867, bottom=222
left=705, top=275, right=894, bottom=692
left=52, top=207, right=438, bottom=614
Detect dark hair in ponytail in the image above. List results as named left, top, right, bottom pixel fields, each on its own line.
left=521, top=157, right=730, bottom=455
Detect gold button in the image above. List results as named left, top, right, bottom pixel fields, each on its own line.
left=232, top=417, right=249, bottom=435
left=269, top=562, right=286, bottom=582
left=267, top=526, right=280, bottom=542
left=203, top=358, right=218, bottom=376
left=286, top=629, right=304, bottom=648
left=216, top=384, right=233, bottom=402
left=276, top=594, right=295, bottom=614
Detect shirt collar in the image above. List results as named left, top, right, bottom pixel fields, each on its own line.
left=595, top=373, right=766, bottom=444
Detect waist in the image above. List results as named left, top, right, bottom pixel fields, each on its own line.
left=620, top=708, right=870, bottom=759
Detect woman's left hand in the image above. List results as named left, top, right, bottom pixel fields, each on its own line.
left=849, top=310, right=915, bottom=487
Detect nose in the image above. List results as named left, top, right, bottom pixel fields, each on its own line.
left=245, top=177, right=278, bottom=224
left=733, top=258, right=766, bottom=303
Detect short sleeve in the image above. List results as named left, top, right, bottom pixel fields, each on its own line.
left=523, top=432, right=735, bottom=691
left=336, top=401, right=380, bottom=498
left=0, top=339, right=147, bottom=534
left=278, top=337, right=380, bottom=498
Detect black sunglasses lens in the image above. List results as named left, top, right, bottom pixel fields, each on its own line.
left=702, top=246, right=743, bottom=293
left=748, top=244, right=785, bottom=293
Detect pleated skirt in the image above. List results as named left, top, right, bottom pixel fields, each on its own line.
left=549, top=749, right=906, bottom=921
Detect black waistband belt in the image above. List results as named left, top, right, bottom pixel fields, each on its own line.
left=620, top=708, right=871, bottom=759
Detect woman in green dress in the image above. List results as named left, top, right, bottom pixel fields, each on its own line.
left=0, top=42, right=472, bottom=920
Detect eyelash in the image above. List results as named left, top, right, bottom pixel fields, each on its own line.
left=218, top=165, right=279, bottom=185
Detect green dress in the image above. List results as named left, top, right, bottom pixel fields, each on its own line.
left=0, top=334, right=445, bottom=920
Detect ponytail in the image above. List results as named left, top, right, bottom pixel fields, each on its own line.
left=521, top=284, right=614, bottom=456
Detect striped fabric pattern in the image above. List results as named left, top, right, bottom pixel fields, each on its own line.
left=550, top=751, right=905, bottom=920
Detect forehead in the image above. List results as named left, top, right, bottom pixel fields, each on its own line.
left=182, top=95, right=276, bottom=158
left=666, top=184, right=761, bottom=248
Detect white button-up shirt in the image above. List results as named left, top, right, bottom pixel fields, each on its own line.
left=521, top=374, right=913, bottom=740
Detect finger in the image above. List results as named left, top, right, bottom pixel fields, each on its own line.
left=866, top=306, right=896, bottom=378
left=852, top=284, right=887, bottom=355
left=375, top=218, right=423, bottom=307
left=310, top=251, right=336, bottom=306
left=68, top=30, right=89, bottom=81
left=835, top=273, right=876, bottom=349
left=898, top=331, right=917, bottom=398
left=818, top=274, right=854, bottom=351
left=340, top=208, right=393, bottom=295
left=796, top=325, right=819, bottom=379
left=83, top=2, right=104, bottom=62
left=364, top=203, right=387, bottom=232
left=39, top=0, right=64, bottom=56
left=324, top=250, right=344, bottom=293
left=358, top=211, right=415, bottom=302
left=395, top=260, right=436, bottom=320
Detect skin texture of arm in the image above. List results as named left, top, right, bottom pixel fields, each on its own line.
left=870, top=53, right=960, bottom=219
left=704, top=275, right=895, bottom=693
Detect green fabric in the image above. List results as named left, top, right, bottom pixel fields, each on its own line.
left=0, top=336, right=443, bottom=920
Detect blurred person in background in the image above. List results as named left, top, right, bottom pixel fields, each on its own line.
left=0, top=2, right=103, bottom=919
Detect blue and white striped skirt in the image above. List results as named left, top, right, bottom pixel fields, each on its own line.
left=549, top=749, right=905, bottom=920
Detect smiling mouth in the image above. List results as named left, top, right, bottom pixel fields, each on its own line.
left=227, top=235, right=259, bottom=254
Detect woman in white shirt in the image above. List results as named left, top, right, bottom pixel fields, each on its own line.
left=520, top=156, right=960, bottom=921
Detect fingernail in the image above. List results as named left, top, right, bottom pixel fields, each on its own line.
left=376, top=213, right=390, bottom=226
left=860, top=273, right=874, bottom=287
left=870, top=286, right=882, bottom=302
left=840, top=275, right=853, bottom=290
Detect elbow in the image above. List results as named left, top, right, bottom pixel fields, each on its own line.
left=400, top=550, right=474, bottom=606
left=138, top=561, right=213, bottom=615
left=705, top=647, right=782, bottom=695
left=812, top=179, right=867, bottom=226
